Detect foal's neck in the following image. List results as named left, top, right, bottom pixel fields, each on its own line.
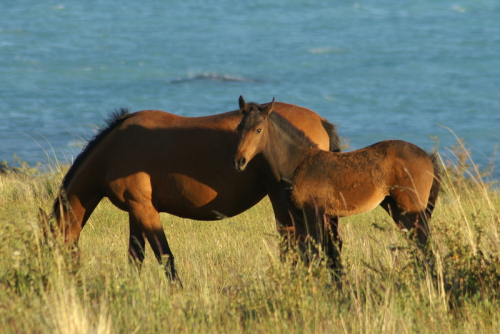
left=263, top=115, right=313, bottom=180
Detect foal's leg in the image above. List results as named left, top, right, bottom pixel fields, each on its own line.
left=267, top=183, right=297, bottom=259
left=294, top=210, right=343, bottom=272
left=380, top=196, right=429, bottom=247
left=127, top=201, right=180, bottom=283
left=324, top=216, right=343, bottom=274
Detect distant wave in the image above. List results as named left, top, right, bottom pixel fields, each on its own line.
left=308, top=48, right=347, bottom=54
left=168, top=73, right=259, bottom=84
left=451, top=5, right=466, bottom=13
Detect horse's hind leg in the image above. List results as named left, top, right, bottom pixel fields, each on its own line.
left=380, top=196, right=429, bottom=247
left=128, top=202, right=179, bottom=283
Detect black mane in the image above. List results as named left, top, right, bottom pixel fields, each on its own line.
left=54, top=108, right=131, bottom=213
left=269, top=111, right=317, bottom=148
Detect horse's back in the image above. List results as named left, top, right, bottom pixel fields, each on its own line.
left=121, top=109, right=238, bottom=129
left=341, top=140, right=435, bottom=189
left=123, top=103, right=330, bottom=140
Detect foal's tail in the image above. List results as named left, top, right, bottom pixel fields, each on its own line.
left=321, top=120, right=342, bottom=153
left=426, top=152, right=442, bottom=220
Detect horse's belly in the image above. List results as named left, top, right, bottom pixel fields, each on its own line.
left=330, top=186, right=387, bottom=217
left=331, top=193, right=384, bottom=217
left=153, top=173, right=266, bottom=220
left=292, top=177, right=386, bottom=218
left=158, top=173, right=218, bottom=207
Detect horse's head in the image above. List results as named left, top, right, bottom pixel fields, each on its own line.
left=233, top=96, right=275, bottom=171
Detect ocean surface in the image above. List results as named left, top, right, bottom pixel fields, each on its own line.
left=1, top=1, right=499, bottom=176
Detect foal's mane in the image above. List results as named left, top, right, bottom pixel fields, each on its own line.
left=54, top=108, right=132, bottom=213
left=267, top=108, right=318, bottom=149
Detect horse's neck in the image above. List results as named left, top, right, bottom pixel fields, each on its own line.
left=263, top=120, right=310, bottom=180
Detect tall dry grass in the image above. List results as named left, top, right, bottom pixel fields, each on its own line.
left=0, top=141, right=499, bottom=333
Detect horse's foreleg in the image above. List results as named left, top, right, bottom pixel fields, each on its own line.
left=128, top=214, right=146, bottom=270
left=127, top=202, right=180, bottom=284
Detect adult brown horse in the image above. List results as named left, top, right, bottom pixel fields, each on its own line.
left=233, top=97, right=441, bottom=271
left=51, top=101, right=341, bottom=282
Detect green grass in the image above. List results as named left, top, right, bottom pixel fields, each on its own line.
left=1, top=149, right=499, bottom=333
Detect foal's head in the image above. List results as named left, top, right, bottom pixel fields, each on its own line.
left=233, top=95, right=275, bottom=171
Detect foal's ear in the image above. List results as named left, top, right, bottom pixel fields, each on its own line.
left=262, top=97, right=275, bottom=118
left=239, top=95, right=249, bottom=114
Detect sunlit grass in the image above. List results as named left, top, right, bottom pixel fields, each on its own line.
left=0, top=142, right=499, bottom=333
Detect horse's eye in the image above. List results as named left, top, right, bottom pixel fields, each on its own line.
left=256, top=129, right=261, bottom=134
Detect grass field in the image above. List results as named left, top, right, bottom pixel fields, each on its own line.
left=1, top=144, right=499, bottom=333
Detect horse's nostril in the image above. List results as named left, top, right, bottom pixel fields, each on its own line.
left=234, top=156, right=246, bottom=171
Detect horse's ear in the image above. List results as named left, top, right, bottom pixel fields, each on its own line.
left=239, top=95, right=249, bottom=114
left=262, top=97, right=275, bottom=118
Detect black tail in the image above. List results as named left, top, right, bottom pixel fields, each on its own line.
left=426, top=152, right=442, bottom=220
left=321, top=120, right=342, bottom=152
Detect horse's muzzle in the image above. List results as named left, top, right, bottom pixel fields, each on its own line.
left=233, top=156, right=247, bottom=171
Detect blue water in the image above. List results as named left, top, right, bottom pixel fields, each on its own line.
left=1, top=1, right=499, bottom=176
